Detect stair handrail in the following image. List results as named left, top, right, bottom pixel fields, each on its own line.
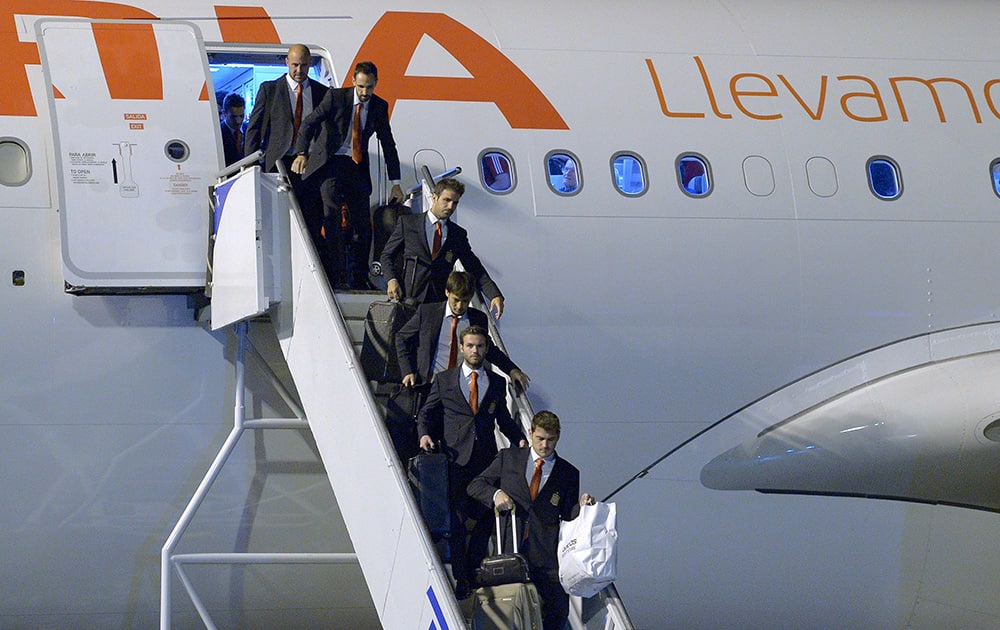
left=273, top=159, right=467, bottom=628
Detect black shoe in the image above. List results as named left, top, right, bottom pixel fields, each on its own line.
left=454, top=579, right=471, bottom=600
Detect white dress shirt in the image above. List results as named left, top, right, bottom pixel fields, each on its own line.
left=460, top=363, right=487, bottom=409
left=527, top=448, right=556, bottom=494
left=426, top=211, right=448, bottom=253
left=434, top=307, right=468, bottom=374
left=285, top=74, right=314, bottom=118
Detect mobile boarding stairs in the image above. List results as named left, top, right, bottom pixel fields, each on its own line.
left=160, top=158, right=634, bottom=629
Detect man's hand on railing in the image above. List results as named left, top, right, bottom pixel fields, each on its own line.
left=291, top=154, right=308, bottom=175
left=490, top=296, right=504, bottom=319
left=509, top=368, right=530, bottom=393
left=387, top=278, right=402, bottom=300
left=388, top=184, right=404, bottom=204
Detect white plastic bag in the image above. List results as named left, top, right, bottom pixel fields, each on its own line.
left=557, top=501, right=618, bottom=597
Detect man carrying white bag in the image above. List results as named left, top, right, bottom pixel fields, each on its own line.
left=557, top=501, right=618, bottom=598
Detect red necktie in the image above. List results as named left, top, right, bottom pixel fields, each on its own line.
left=432, top=221, right=442, bottom=258
left=469, top=371, right=478, bottom=415
left=351, top=102, right=363, bottom=164
left=292, top=83, right=303, bottom=145
left=234, top=128, right=243, bottom=157
left=447, top=315, right=459, bottom=369
left=529, top=458, right=544, bottom=501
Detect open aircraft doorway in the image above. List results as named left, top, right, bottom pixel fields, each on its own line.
left=207, top=46, right=335, bottom=116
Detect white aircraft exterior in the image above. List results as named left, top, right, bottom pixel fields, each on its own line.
left=4, top=1, right=1000, bottom=628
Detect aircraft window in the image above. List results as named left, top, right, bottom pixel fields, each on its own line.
left=676, top=154, right=711, bottom=197
left=866, top=156, right=902, bottom=200
left=0, top=138, right=31, bottom=187
left=990, top=159, right=1000, bottom=199
left=164, top=140, right=190, bottom=163
left=742, top=156, right=775, bottom=197
left=479, top=149, right=515, bottom=194
left=546, top=151, right=581, bottom=195
left=806, top=156, right=839, bottom=197
left=611, top=153, right=647, bottom=197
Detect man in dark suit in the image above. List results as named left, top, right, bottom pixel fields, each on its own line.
left=380, top=178, right=504, bottom=316
left=417, top=325, right=527, bottom=598
left=292, top=61, right=404, bottom=289
left=244, top=44, right=328, bottom=259
left=468, top=410, right=595, bottom=630
left=396, top=271, right=529, bottom=392
left=220, top=93, right=246, bottom=166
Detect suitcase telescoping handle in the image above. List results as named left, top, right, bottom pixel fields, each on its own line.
left=494, top=507, right=518, bottom=555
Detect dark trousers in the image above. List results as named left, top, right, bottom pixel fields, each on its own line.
left=532, top=567, right=570, bottom=630
left=320, top=156, right=371, bottom=286
left=447, top=461, right=492, bottom=586
left=277, top=155, right=326, bottom=269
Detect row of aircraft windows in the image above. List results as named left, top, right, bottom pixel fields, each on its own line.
left=479, top=149, right=1000, bottom=202
left=2, top=135, right=1000, bottom=203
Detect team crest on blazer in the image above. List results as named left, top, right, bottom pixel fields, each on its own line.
left=445, top=251, right=455, bottom=263
left=551, top=492, right=561, bottom=506
left=487, top=401, right=496, bottom=414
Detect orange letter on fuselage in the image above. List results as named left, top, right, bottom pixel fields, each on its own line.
left=1, top=1, right=157, bottom=117
left=351, top=12, right=568, bottom=130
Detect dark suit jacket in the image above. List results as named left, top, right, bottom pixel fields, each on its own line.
left=293, top=87, right=402, bottom=190
left=221, top=121, right=246, bottom=166
left=468, top=447, right=581, bottom=574
left=245, top=76, right=328, bottom=172
left=396, top=303, right=520, bottom=384
left=417, top=367, right=524, bottom=469
left=379, top=213, right=502, bottom=305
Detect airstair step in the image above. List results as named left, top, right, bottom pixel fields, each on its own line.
left=332, top=290, right=382, bottom=320
left=243, top=418, right=309, bottom=429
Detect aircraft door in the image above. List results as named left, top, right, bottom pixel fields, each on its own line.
left=36, top=19, right=220, bottom=292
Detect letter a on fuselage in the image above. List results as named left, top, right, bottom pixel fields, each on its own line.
left=351, top=12, right=568, bottom=130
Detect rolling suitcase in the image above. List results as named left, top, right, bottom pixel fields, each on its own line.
left=475, top=510, right=531, bottom=586
left=359, top=299, right=415, bottom=383
left=470, top=582, right=543, bottom=630
left=470, top=510, right=543, bottom=630
left=371, top=202, right=407, bottom=277
left=407, top=451, right=450, bottom=536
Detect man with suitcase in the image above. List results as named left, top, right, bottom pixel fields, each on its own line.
left=379, top=178, right=505, bottom=315
left=396, top=271, right=529, bottom=392
left=468, top=411, right=595, bottom=630
left=417, top=325, right=527, bottom=599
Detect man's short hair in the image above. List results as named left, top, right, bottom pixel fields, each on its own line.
left=354, top=61, right=378, bottom=78
left=446, top=271, right=475, bottom=300
left=531, top=410, right=561, bottom=435
left=434, top=177, right=465, bottom=197
left=286, top=43, right=311, bottom=61
left=223, top=93, right=245, bottom=112
left=460, top=324, right=489, bottom=345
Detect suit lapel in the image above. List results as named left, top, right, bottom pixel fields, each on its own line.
left=430, top=301, right=447, bottom=332
left=425, top=302, right=447, bottom=376
left=363, top=96, right=384, bottom=137
left=415, top=214, right=433, bottom=258
left=338, top=88, right=354, bottom=142
left=273, top=78, right=292, bottom=122
left=513, top=448, right=532, bottom=501
left=309, top=80, right=326, bottom=107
